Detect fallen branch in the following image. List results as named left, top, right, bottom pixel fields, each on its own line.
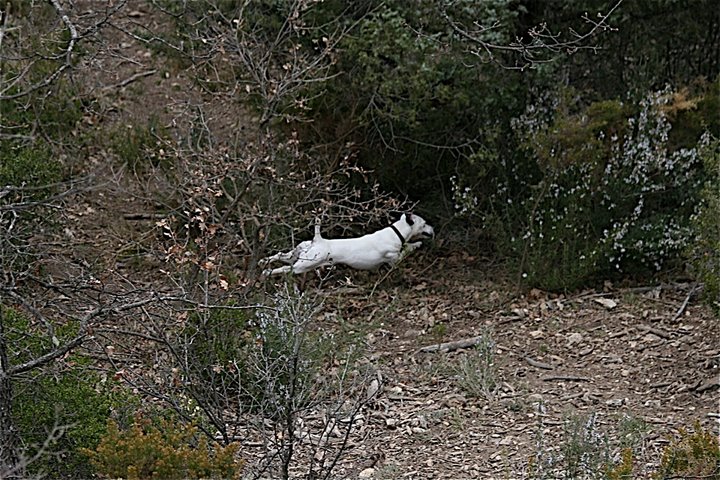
left=104, top=69, right=157, bottom=90
left=122, top=212, right=166, bottom=220
left=696, top=375, right=719, bottom=393
left=671, top=284, right=700, bottom=322
left=649, top=382, right=672, bottom=389
left=572, top=283, right=694, bottom=302
left=497, top=314, right=524, bottom=325
left=525, top=356, right=554, bottom=370
left=636, top=324, right=672, bottom=339
left=541, top=375, right=590, bottom=382
left=416, top=335, right=487, bottom=353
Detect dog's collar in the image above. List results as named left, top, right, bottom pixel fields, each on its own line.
left=389, top=225, right=406, bottom=245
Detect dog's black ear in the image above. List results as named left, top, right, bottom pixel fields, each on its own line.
left=405, top=213, right=414, bottom=225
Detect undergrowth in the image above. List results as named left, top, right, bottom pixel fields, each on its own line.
left=454, top=81, right=720, bottom=292
left=84, top=414, right=242, bottom=480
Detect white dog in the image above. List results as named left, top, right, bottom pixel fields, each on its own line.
left=261, top=213, right=434, bottom=275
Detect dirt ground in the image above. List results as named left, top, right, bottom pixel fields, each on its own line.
left=265, top=254, right=719, bottom=479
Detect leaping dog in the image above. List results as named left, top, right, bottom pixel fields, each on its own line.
left=260, top=213, right=435, bottom=275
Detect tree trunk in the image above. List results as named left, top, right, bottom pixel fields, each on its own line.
left=0, top=307, right=20, bottom=479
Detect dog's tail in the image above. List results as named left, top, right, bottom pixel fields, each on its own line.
left=313, top=217, right=323, bottom=241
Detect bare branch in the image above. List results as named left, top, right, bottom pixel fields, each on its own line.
left=443, top=0, right=624, bottom=69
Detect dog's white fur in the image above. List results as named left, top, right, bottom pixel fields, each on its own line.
left=261, top=213, right=434, bottom=275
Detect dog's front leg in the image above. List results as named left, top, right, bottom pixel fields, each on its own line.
left=389, top=241, right=423, bottom=265
left=405, top=241, right=423, bottom=252
left=264, top=265, right=293, bottom=276
left=259, top=248, right=297, bottom=266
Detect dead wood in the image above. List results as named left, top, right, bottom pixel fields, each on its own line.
left=122, top=213, right=166, bottom=220
left=636, top=324, right=672, bottom=339
left=103, top=69, right=158, bottom=90
left=525, top=356, right=554, bottom=370
left=541, top=375, right=590, bottom=382
left=670, top=284, right=700, bottom=322
left=696, top=375, right=719, bottom=393
left=416, top=335, right=488, bottom=353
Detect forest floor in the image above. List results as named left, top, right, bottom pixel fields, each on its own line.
left=66, top=165, right=720, bottom=478
left=293, top=256, right=719, bottom=479
left=64, top=1, right=719, bottom=478
left=65, top=166, right=720, bottom=478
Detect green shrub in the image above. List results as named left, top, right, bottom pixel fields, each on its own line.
left=3, top=306, right=137, bottom=479
left=182, top=307, right=256, bottom=402
left=484, top=84, right=717, bottom=290
left=0, top=143, right=60, bottom=195
left=182, top=290, right=351, bottom=418
left=0, top=66, right=83, bottom=141
left=84, top=414, right=242, bottom=480
left=654, top=421, right=720, bottom=479
left=302, top=1, right=524, bottom=204
left=111, top=117, right=172, bottom=173
left=453, top=330, right=497, bottom=400
left=561, top=413, right=612, bottom=479
left=13, top=373, right=134, bottom=479
left=529, top=411, right=649, bottom=479
left=689, top=135, right=720, bottom=312
left=605, top=448, right=634, bottom=480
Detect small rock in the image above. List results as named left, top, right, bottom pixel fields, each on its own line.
left=359, top=467, right=375, bottom=478
left=579, top=345, right=594, bottom=356
left=402, top=329, right=422, bottom=338
left=529, top=329, right=544, bottom=339
left=366, top=379, right=380, bottom=401
left=567, top=332, right=584, bottom=345
left=499, top=435, right=513, bottom=446
left=593, top=297, right=618, bottom=309
left=528, top=393, right=543, bottom=402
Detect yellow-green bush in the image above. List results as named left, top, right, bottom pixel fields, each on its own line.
left=605, top=448, right=634, bottom=480
left=84, top=415, right=242, bottom=480
left=654, top=421, right=720, bottom=479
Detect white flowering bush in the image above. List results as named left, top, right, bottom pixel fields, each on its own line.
left=485, top=85, right=717, bottom=290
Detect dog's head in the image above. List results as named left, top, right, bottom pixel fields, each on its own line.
left=402, top=213, right=435, bottom=241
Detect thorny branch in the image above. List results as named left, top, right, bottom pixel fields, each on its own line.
left=443, top=0, right=624, bottom=69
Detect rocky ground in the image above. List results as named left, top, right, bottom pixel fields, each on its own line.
left=263, top=254, right=719, bottom=479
